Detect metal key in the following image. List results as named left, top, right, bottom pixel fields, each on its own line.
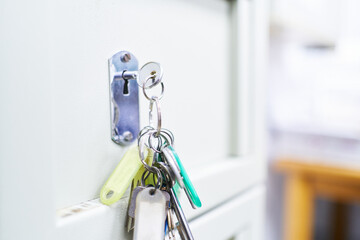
left=162, top=147, right=184, bottom=188
left=138, top=62, right=163, bottom=89
left=169, top=188, right=194, bottom=240
left=126, top=150, right=155, bottom=231
left=128, top=184, right=171, bottom=232
left=129, top=186, right=170, bottom=219
left=126, top=180, right=137, bottom=232
left=167, top=208, right=176, bottom=240
left=133, top=187, right=167, bottom=240
left=153, top=156, right=193, bottom=240
left=127, top=186, right=146, bottom=230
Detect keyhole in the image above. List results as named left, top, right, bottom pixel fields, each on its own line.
left=123, top=79, right=129, bottom=95
left=150, top=71, right=157, bottom=85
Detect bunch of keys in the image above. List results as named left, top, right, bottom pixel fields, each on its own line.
left=100, top=62, right=201, bottom=240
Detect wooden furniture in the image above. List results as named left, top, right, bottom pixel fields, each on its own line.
left=275, top=159, right=360, bottom=240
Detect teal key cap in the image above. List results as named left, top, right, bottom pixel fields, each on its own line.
left=168, top=146, right=202, bottom=208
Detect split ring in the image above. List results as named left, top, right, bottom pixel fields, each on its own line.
left=142, top=77, right=164, bottom=101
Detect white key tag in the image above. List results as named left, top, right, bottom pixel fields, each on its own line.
left=133, top=187, right=167, bottom=240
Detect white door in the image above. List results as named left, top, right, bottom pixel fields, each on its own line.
left=0, top=0, right=268, bottom=239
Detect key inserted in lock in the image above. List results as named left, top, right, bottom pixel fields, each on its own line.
left=108, top=51, right=140, bottom=145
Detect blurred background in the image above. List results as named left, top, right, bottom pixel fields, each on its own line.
left=266, top=0, right=360, bottom=239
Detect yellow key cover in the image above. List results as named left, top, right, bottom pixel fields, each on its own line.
left=100, top=145, right=149, bottom=205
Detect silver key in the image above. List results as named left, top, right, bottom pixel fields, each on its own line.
left=167, top=208, right=176, bottom=240
left=169, top=188, right=194, bottom=240
left=128, top=186, right=146, bottom=219
left=155, top=157, right=193, bottom=239
left=177, top=225, right=187, bottom=240
left=125, top=181, right=134, bottom=232
left=183, top=188, right=197, bottom=210
left=138, top=62, right=163, bottom=89
left=128, top=186, right=170, bottom=223
left=127, top=185, right=145, bottom=232
left=125, top=181, right=137, bottom=232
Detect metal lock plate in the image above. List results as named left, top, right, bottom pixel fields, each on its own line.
left=108, top=51, right=139, bottom=145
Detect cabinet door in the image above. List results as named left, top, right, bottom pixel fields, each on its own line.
left=0, top=0, right=267, bottom=239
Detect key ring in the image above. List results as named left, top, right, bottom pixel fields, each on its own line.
left=138, top=133, right=160, bottom=174
left=137, top=127, right=174, bottom=153
left=142, top=74, right=164, bottom=137
left=142, top=76, right=164, bottom=101
left=148, top=130, right=174, bottom=153
left=141, top=167, right=163, bottom=190
left=138, top=127, right=163, bottom=153
left=158, top=128, right=175, bottom=146
left=154, top=161, right=176, bottom=189
left=137, top=126, right=155, bottom=148
left=147, top=132, right=163, bottom=153
left=138, top=126, right=154, bottom=138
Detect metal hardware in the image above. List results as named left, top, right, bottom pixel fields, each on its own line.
left=120, top=52, right=132, bottom=62
left=138, top=62, right=163, bottom=88
left=122, top=70, right=138, bottom=80
left=169, top=188, right=194, bottom=240
left=105, top=53, right=200, bottom=238
left=108, top=51, right=139, bottom=145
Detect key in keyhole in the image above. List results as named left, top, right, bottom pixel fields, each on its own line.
left=138, top=62, right=163, bottom=88
left=123, top=79, right=129, bottom=95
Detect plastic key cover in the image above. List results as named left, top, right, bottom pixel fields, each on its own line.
left=100, top=145, right=149, bottom=205
left=133, top=188, right=166, bottom=240
left=168, top=146, right=202, bottom=208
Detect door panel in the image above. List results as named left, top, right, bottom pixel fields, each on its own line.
left=51, top=0, right=231, bottom=209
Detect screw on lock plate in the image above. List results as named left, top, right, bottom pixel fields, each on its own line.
left=108, top=51, right=139, bottom=145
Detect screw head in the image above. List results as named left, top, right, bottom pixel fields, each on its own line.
left=113, top=135, right=120, bottom=142
left=122, top=131, right=133, bottom=142
left=121, top=53, right=131, bottom=63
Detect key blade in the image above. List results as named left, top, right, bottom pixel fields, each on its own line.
left=169, top=188, right=194, bottom=240
left=126, top=217, right=134, bottom=232
left=125, top=180, right=135, bottom=232
left=177, top=225, right=186, bottom=240
left=183, top=188, right=197, bottom=209
left=167, top=208, right=176, bottom=239
left=128, top=186, right=146, bottom=218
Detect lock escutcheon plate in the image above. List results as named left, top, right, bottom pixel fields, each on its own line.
left=108, top=51, right=139, bottom=145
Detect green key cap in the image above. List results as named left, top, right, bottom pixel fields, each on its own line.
left=168, top=146, right=202, bottom=208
